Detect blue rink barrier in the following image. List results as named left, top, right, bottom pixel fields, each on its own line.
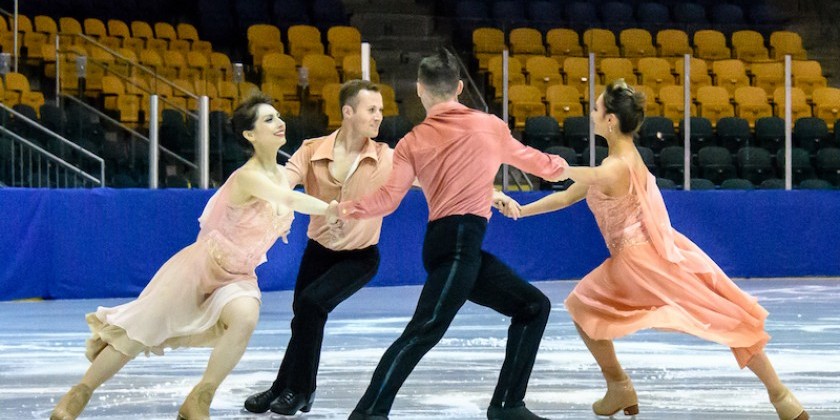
left=1, top=189, right=838, bottom=301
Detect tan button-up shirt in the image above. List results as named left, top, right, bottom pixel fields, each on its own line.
left=286, top=130, right=393, bottom=250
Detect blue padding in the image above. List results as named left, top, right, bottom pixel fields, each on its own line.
left=0, top=189, right=838, bottom=301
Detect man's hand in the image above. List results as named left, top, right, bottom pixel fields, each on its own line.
left=492, top=190, right=522, bottom=220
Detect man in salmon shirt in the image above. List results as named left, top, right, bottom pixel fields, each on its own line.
left=244, top=80, right=394, bottom=416
left=333, top=50, right=568, bottom=420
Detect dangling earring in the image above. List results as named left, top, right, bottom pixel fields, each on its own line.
left=608, top=125, right=613, bottom=133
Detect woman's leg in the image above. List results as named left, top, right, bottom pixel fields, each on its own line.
left=746, top=351, right=785, bottom=399
left=574, top=323, right=638, bottom=416
left=745, top=351, right=808, bottom=420
left=574, top=323, right=627, bottom=382
left=51, top=345, right=134, bottom=420
left=179, top=297, right=260, bottom=419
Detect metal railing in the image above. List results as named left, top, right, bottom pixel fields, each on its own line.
left=0, top=105, right=103, bottom=188
left=52, top=32, right=211, bottom=187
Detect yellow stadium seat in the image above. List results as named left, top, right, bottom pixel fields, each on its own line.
left=327, top=26, right=362, bottom=67
left=731, top=30, right=769, bottom=63
left=792, top=60, right=827, bottom=99
left=634, top=85, right=660, bottom=117
left=545, top=84, right=584, bottom=127
left=321, top=82, right=343, bottom=130
left=525, top=56, right=562, bottom=98
left=619, top=28, right=655, bottom=64
left=750, top=62, right=784, bottom=96
left=379, top=83, right=400, bottom=117
left=301, top=54, right=339, bottom=99
left=773, top=86, right=811, bottom=121
left=600, top=57, right=637, bottom=85
left=288, top=24, right=324, bottom=65
left=59, top=17, right=83, bottom=46
left=697, top=85, right=735, bottom=126
left=734, top=86, right=772, bottom=128
left=487, top=55, right=526, bottom=99
left=508, top=84, right=545, bottom=129
left=659, top=85, right=697, bottom=125
left=637, top=57, right=675, bottom=98
left=342, top=54, right=380, bottom=82
left=810, top=87, right=840, bottom=130
left=582, top=28, right=620, bottom=58
left=712, top=59, right=749, bottom=98
left=693, top=30, right=731, bottom=61
left=769, top=31, right=807, bottom=60
left=473, top=27, right=506, bottom=72
left=674, top=57, right=712, bottom=98
left=546, top=28, right=583, bottom=64
left=509, top=28, right=545, bottom=62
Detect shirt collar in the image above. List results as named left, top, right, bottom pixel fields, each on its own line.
left=310, top=129, right=380, bottom=163
left=426, top=100, right=467, bottom=118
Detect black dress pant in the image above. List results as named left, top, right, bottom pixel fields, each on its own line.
left=272, top=239, right=380, bottom=394
left=353, top=215, right=551, bottom=416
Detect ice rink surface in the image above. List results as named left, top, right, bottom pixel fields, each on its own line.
left=2, top=278, right=838, bottom=419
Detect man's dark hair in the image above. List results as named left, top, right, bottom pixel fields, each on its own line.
left=339, top=79, right=380, bottom=111
left=417, top=48, right=460, bottom=97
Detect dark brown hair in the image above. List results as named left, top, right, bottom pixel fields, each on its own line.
left=230, top=91, right=274, bottom=154
left=339, top=79, right=380, bottom=111
left=603, top=79, right=646, bottom=134
left=417, top=48, right=460, bottom=97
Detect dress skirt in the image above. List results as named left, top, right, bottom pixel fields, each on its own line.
left=564, top=233, right=769, bottom=368
left=84, top=240, right=261, bottom=360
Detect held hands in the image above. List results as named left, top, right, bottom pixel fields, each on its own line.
left=326, top=200, right=344, bottom=241
left=492, top=190, right=522, bottom=220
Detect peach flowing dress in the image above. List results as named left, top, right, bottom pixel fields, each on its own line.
left=564, top=158, right=769, bottom=368
left=85, top=169, right=294, bottom=359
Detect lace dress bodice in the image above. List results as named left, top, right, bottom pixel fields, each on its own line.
left=196, top=171, right=294, bottom=274
left=586, top=172, right=650, bottom=256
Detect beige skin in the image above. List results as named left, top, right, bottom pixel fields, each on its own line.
left=234, top=104, right=336, bottom=226
left=495, top=93, right=802, bottom=415
left=329, top=89, right=384, bottom=182
left=51, top=103, right=335, bottom=420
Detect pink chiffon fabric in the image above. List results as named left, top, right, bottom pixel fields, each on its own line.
left=564, top=158, right=769, bottom=368
left=85, top=169, right=294, bottom=359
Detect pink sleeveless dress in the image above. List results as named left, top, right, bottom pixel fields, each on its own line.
left=85, top=169, right=294, bottom=359
left=564, top=158, right=769, bottom=368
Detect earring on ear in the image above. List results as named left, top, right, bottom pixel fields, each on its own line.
left=608, top=125, right=613, bottom=133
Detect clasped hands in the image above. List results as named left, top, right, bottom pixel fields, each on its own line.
left=326, top=200, right=343, bottom=240
left=492, top=190, right=522, bottom=220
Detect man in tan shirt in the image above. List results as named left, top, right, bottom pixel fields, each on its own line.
left=243, top=80, right=394, bottom=416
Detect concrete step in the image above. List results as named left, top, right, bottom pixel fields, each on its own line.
left=344, top=0, right=433, bottom=15
left=352, top=13, right=437, bottom=38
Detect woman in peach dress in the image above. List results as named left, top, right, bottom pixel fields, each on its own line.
left=50, top=93, right=338, bottom=420
left=496, top=80, right=808, bottom=420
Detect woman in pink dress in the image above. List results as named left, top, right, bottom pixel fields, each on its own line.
left=495, top=80, right=808, bottom=420
left=50, top=93, right=338, bottom=420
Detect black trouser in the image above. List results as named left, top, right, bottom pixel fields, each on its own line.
left=271, top=239, right=380, bottom=394
left=353, top=215, right=551, bottom=416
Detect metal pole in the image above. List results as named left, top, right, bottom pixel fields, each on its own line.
left=588, top=52, right=596, bottom=167
left=13, top=0, right=18, bottom=73
left=55, top=36, right=61, bottom=99
left=683, top=54, right=691, bottom=190
left=502, top=49, right=509, bottom=191
left=784, top=55, right=792, bottom=190
left=149, top=95, right=159, bottom=188
left=361, top=42, right=370, bottom=81
left=199, top=95, right=210, bottom=189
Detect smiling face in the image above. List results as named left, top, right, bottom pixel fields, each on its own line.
left=344, top=89, right=383, bottom=139
left=246, top=104, right=286, bottom=149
